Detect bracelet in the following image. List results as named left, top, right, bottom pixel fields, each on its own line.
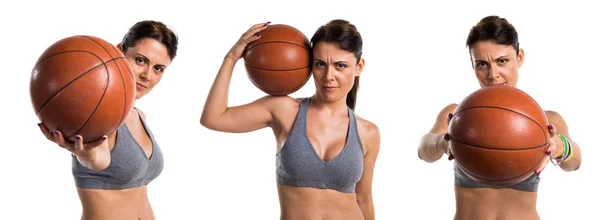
left=557, top=134, right=569, bottom=159
left=562, top=138, right=574, bottom=162
left=551, top=134, right=571, bottom=166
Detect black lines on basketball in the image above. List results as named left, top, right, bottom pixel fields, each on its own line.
left=246, top=40, right=310, bottom=51
left=67, top=60, right=111, bottom=139
left=447, top=134, right=548, bottom=150
left=454, top=105, right=546, bottom=142
left=245, top=65, right=312, bottom=72
left=81, top=35, right=128, bottom=134
left=36, top=51, right=105, bottom=114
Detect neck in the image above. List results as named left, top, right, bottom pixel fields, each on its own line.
left=309, top=94, right=348, bottom=116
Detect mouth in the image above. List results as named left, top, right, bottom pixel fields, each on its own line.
left=492, top=82, right=508, bottom=86
left=136, top=83, right=148, bottom=90
left=323, top=86, right=338, bottom=91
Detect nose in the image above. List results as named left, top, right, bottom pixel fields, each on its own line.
left=324, top=66, right=335, bottom=81
left=139, top=67, right=152, bottom=81
left=488, top=64, right=500, bottom=80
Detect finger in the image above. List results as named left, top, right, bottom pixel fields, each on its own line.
left=38, top=123, right=55, bottom=142
left=548, top=124, right=556, bottom=136
left=535, top=150, right=553, bottom=174
left=53, top=131, right=73, bottom=151
left=85, top=135, right=108, bottom=148
left=74, top=135, right=85, bottom=152
left=242, top=22, right=271, bottom=39
left=245, top=22, right=269, bottom=32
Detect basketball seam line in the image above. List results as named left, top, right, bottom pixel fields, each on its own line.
left=247, top=74, right=312, bottom=94
left=67, top=57, right=111, bottom=139
left=244, top=65, right=312, bottom=72
left=455, top=153, right=544, bottom=182
left=35, top=54, right=125, bottom=114
left=447, top=134, right=549, bottom=150
left=453, top=105, right=548, bottom=143
left=81, top=36, right=128, bottom=137
left=246, top=40, right=310, bottom=51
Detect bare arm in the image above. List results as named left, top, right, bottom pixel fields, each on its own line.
left=417, top=103, right=457, bottom=163
left=355, top=119, right=380, bottom=220
left=546, top=111, right=582, bottom=171
left=200, top=22, right=284, bottom=133
left=38, top=123, right=111, bottom=170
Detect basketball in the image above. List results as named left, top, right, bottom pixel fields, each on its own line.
left=30, top=35, right=136, bottom=143
left=243, top=24, right=312, bottom=96
left=447, top=85, right=551, bottom=186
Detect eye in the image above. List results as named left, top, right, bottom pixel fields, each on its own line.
left=314, top=61, right=325, bottom=67
left=476, top=62, right=487, bottom=68
left=135, top=57, right=146, bottom=65
left=498, top=58, right=509, bottom=64
left=154, top=66, right=164, bottom=73
left=336, top=63, right=347, bottom=69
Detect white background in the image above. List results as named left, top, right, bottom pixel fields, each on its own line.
left=1, top=0, right=598, bottom=219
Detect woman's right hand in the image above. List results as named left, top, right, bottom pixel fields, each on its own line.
left=225, top=21, right=271, bottom=62
left=38, top=122, right=109, bottom=166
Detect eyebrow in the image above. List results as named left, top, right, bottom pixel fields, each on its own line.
left=313, top=58, right=349, bottom=64
left=135, top=53, right=167, bottom=68
left=474, top=55, right=510, bottom=63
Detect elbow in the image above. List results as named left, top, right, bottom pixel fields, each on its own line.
left=417, top=146, right=435, bottom=163
left=199, top=114, right=216, bottom=129
left=199, top=116, right=209, bottom=127
left=356, top=194, right=372, bottom=207
left=87, top=159, right=110, bottom=171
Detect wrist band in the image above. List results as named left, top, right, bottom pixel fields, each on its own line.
left=551, top=134, right=571, bottom=166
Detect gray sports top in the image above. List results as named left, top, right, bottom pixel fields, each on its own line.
left=72, top=110, right=164, bottom=189
left=454, top=163, right=540, bottom=192
left=276, top=98, right=365, bottom=193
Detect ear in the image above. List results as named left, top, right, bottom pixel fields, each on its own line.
left=116, top=43, right=124, bottom=52
left=355, top=58, right=365, bottom=77
left=517, top=48, right=525, bottom=68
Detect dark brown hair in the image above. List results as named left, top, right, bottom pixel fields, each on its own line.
left=121, top=20, right=178, bottom=61
left=310, top=19, right=363, bottom=110
left=466, top=15, right=520, bottom=55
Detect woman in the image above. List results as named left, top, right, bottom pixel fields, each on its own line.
left=201, top=20, right=380, bottom=220
left=37, top=20, right=178, bottom=220
left=417, top=15, right=582, bottom=220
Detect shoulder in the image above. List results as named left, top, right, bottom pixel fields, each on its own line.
left=544, top=110, right=568, bottom=128
left=442, top=103, right=458, bottom=114
left=355, top=115, right=380, bottom=152
left=135, top=107, right=147, bottom=121
left=258, top=95, right=301, bottom=110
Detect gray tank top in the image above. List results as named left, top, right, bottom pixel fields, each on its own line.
left=454, top=162, right=539, bottom=192
left=72, top=109, right=164, bottom=189
left=276, top=98, right=365, bottom=193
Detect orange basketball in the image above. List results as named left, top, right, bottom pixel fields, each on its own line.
left=448, top=85, right=551, bottom=186
left=30, top=35, right=136, bottom=143
left=243, top=24, right=312, bottom=96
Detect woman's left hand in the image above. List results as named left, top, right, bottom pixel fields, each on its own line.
left=535, top=124, right=563, bottom=175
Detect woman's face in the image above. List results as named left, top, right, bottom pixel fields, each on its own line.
left=311, top=41, right=364, bottom=103
left=470, top=40, right=524, bottom=88
left=119, top=38, right=171, bottom=99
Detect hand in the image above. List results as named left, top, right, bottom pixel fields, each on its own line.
left=225, top=21, right=271, bottom=62
left=442, top=113, right=454, bottom=160
left=37, top=123, right=109, bottom=162
left=535, top=124, right=561, bottom=175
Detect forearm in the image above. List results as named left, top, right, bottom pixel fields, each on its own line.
left=200, top=56, right=236, bottom=126
left=418, top=133, right=446, bottom=163
left=357, top=196, right=374, bottom=220
left=76, top=150, right=110, bottom=171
